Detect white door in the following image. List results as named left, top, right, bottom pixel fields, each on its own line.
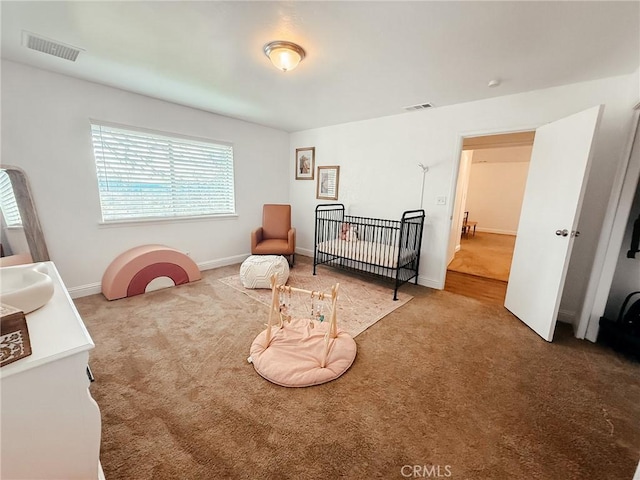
left=505, top=105, right=603, bottom=341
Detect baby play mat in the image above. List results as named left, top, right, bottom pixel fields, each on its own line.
left=249, top=277, right=357, bottom=388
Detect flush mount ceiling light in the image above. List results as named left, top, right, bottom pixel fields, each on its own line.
left=263, top=40, right=306, bottom=72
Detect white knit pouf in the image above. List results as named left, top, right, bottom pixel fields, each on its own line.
left=240, top=255, right=290, bottom=289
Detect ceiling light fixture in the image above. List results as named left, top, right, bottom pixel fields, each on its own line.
left=263, top=40, right=306, bottom=72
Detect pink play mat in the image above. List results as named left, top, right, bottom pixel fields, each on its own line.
left=248, top=278, right=357, bottom=387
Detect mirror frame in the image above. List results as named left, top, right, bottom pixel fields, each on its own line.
left=2, top=165, right=50, bottom=262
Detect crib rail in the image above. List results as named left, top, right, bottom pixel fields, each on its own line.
left=313, top=204, right=425, bottom=300
left=394, top=209, right=425, bottom=298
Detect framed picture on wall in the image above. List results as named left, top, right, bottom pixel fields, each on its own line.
left=316, top=166, right=340, bottom=201
left=295, top=147, right=315, bottom=180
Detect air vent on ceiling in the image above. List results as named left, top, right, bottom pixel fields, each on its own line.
left=22, top=31, right=83, bottom=62
left=403, top=102, right=433, bottom=112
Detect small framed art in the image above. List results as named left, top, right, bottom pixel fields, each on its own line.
left=316, top=166, right=340, bottom=201
left=295, top=147, right=315, bottom=180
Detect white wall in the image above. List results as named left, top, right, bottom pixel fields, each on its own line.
left=1, top=60, right=290, bottom=292
left=465, top=148, right=531, bottom=235
left=290, top=72, right=639, bottom=320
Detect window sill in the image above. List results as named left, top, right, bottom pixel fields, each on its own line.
left=98, top=213, right=238, bottom=228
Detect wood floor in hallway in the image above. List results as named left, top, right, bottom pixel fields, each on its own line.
left=444, top=270, right=507, bottom=305
left=446, top=232, right=515, bottom=305
left=448, top=232, right=516, bottom=282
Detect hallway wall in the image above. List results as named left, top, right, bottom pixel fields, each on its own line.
left=465, top=146, right=531, bottom=235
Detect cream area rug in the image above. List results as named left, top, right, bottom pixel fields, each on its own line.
left=218, top=261, right=413, bottom=338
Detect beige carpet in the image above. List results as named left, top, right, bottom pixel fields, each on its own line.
left=448, top=232, right=516, bottom=281
left=219, top=262, right=412, bottom=337
left=74, top=256, right=640, bottom=480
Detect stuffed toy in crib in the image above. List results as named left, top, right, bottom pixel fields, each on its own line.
left=340, top=223, right=358, bottom=242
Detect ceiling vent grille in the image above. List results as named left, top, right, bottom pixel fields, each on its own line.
left=403, top=102, right=433, bottom=112
left=22, top=31, right=82, bottom=62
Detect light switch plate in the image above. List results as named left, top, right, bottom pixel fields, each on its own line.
left=436, top=196, right=447, bottom=205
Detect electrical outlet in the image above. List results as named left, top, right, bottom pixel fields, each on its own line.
left=436, top=196, right=447, bottom=205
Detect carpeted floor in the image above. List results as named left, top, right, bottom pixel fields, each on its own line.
left=74, top=256, right=640, bottom=480
left=448, top=232, right=516, bottom=281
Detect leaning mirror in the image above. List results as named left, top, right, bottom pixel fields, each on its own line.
left=0, top=166, right=49, bottom=266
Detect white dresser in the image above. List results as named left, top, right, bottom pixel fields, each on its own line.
left=1, top=262, right=103, bottom=479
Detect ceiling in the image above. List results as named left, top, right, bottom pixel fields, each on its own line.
left=2, top=1, right=639, bottom=132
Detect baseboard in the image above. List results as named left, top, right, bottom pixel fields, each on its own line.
left=197, top=253, right=249, bottom=271
left=557, top=309, right=575, bottom=324
left=455, top=245, right=461, bottom=253
left=68, top=282, right=102, bottom=299
left=67, top=253, right=251, bottom=299
left=296, top=247, right=314, bottom=257
left=418, top=275, right=442, bottom=290
left=476, top=228, right=517, bottom=236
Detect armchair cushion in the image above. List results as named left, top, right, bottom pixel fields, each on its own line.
left=253, top=238, right=294, bottom=255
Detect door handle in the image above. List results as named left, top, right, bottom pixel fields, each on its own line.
left=555, top=229, right=569, bottom=237
left=572, top=231, right=580, bottom=237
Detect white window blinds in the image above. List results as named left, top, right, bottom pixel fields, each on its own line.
left=90, top=123, right=235, bottom=222
left=0, top=170, right=22, bottom=227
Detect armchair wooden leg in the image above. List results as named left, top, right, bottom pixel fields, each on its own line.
left=289, top=254, right=295, bottom=267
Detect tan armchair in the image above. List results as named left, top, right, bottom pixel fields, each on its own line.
left=251, top=204, right=296, bottom=265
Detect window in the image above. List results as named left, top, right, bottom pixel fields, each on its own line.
left=0, top=170, right=22, bottom=227
left=90, top=123, right=235, bottom=222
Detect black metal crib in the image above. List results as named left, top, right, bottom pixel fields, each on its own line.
left=313, top=204, right=425, bottom=300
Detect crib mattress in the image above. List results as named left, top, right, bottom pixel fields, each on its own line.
left=317, top=239, right=413, bottom=268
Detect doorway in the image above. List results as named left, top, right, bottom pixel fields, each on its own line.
left=444, top=106, right=603, bottom=341
left=445, top=132, right=535, bottom=304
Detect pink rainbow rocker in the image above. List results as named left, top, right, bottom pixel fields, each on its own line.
left=101, top=244, right=201, bottom=300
